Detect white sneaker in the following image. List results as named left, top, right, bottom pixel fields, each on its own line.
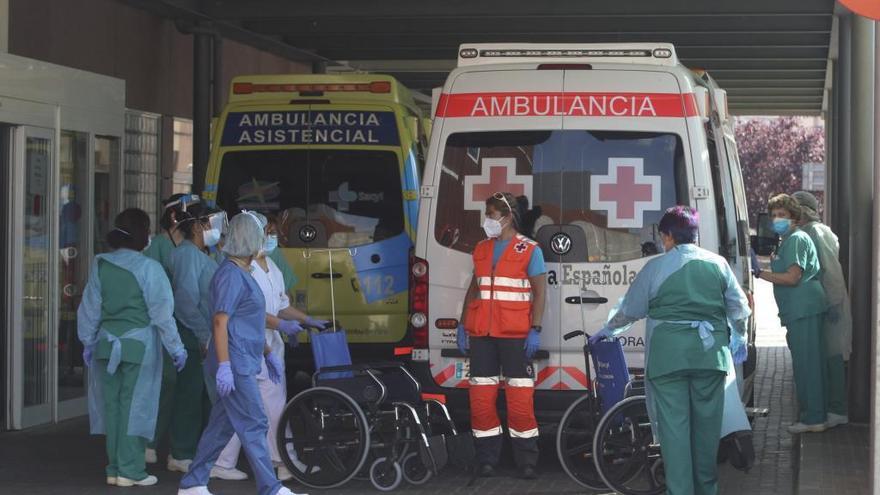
left=276, top=487, right=308, bottom=495
left=106, top=476, right=117, bottom=486
left=787, top=422, right=827, bottom=434
left=210, top=465, right=249, bottom=480
left=145, top=448, right=158, bottom=464
left=277, top=464, right=294, bottom=481
left=116, top=475, right=158, bottom=487
left=826, top=413, right=849, bottom=428
left=167, top=456, right=193, bottom=473
left=178, top=486, right=214, bottom=495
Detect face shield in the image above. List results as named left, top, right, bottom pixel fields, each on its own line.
left=165, top=193, right=201, bottom=213
left=206, top=210, right=229, bottom=235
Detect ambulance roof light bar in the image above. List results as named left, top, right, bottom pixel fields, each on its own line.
left=232, top=81, right=392, bottom=95
left=457, top=43, right=678, bottom=68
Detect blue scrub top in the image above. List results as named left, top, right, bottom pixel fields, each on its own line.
left=210, top=259, right=267, bottom=375
left=492, top=239, right=546, bottom=276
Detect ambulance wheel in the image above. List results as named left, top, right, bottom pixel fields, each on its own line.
left=592, top=395, right=665, bottom=495
left=277, top=387, right=370, bottom=489
left=401, top=452, right=432, bottom=485
left=369, top=457, right=403, bottom=492
left=556, top=394, right=606, bottom=490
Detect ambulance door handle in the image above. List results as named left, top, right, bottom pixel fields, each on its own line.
left=312, top=272, right=342, bottom=280
left=350, top=278, right=360, bottom=292
left=565, top=296, right=608, bottom=304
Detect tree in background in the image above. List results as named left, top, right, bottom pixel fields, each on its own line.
left=734, top=116, right=825, bottom=228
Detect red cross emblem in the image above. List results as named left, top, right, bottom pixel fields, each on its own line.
left=463, top=157, right=533, bottom=212
left=590, top=158, right=661, bottom=228
left=514, top=242, right=528, bottom=253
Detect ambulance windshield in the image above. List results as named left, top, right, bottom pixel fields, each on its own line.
left=217, top=149, right=404, bottom=248
left=435, top=130, right=687, bottom=262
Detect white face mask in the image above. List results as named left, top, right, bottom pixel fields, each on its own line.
left=482, top=217, right=503, bottom=238
left=143, top=234, right=153, bottom=252
left=202, top=228, right=221, bottom=247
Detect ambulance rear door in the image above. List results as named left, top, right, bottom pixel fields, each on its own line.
left=558, top=67, right=693, bottom=376
left=427, top=67, right=564, bottom=391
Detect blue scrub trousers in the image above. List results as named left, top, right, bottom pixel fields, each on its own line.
left=179, top=371, right=281, bottom=495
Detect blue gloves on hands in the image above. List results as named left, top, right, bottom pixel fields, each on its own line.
left=265, top=352, right=283, bottom=385
left=750, top=249, right=762, bottom=278
left=524, top=327, right=541, bottom=359
left=730, top=332, right=748, bottom=365
left=278, top=319, right=304, bottom=337
left=82, top=344, right=94, bottom=368
left=304, top=317, right=330, bottom=330
left=172, top=350, right=188, bottom=372
left=456, top=324, right=469, bottom=355
left=588, top=327, right=613, bottom=346
left=216, top=361, right=235, bottom=398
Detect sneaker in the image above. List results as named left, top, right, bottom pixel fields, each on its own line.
left=145, top=448, right=158, bottom=464
left=519, top=465, right=538, bottom=480
left=106, top=477, right=117, bottom=486
left=277, top=464, right=294, bottom=481
left=167, top=456, right=193, bottom=473
left=276, top=487, right=308, bottom=495
left=210, top=465, right=249, bottom=480
left=478, top=464, right=496, bottom=477
left=178, top=487, right=214, bottom=495
left=787, top=422, right=827, bottom=434
left=826, top=413, right=849, bottom=428
left=116, top=475, right=158, bottom=487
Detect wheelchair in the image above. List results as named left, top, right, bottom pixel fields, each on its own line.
left=276, top=326, right=460, bottom=491
left=556, top=330, right=665, bottom=495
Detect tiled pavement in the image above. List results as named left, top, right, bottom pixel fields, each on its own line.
left=0, top=281, right=864, bottom=494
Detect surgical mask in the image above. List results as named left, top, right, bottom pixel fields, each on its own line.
left=144, top=235, right=153, bottom=252
left=203, top=228, right=221, bottom=247
left=772, top=218, right=792, bottom=235
left=482, top=217, right=503, bottom=238
left=263, top=234, right=278, bottom=254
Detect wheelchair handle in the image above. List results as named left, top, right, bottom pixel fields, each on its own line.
left=563, top=330, right=585, bottom=341
left=302, top=320, right=343, bottom=333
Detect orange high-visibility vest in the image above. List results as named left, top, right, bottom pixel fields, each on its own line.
left=464, top=234, right=537, bottom=338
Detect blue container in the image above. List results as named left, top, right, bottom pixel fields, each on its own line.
left=590, top=337, right=631, bottom=415
left=310, top=329, right=354, bottom=380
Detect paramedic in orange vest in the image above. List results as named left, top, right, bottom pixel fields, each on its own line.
left=456, top=192, right=547, bottom=479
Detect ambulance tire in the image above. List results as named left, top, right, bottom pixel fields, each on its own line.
left=592, top=395, right=665, bottom=495
left=556, top=394, right=607, bottom=490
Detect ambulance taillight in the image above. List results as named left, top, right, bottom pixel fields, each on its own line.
left=410, top=254, right=430, bottom=348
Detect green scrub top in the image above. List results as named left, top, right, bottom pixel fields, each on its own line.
left=647, top=259, right=731, bottom=379
left=770, top=229, right=827, bottom=326
left=95, top=260, right=150, bottom=364
left=143, top=233, right=174, bottom=280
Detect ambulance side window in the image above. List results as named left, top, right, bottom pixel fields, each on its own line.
left=706, top=123, right=731, bottom=258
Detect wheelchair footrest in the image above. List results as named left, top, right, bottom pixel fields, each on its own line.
left=420, top=434, right=448, bottom=474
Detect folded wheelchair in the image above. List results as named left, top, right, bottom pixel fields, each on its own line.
left=276, top=325, right=463, bottom=491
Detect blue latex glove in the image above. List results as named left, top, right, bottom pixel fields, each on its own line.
left=278, top=319, right=304, bottom=337
left=304, top=316, right=330, bottom=330
left=265, top=352, right=283, bottom=385
left=456, top=324, right=469, bottom=355
left=524, top=327, right=541, bottom=359
left=216, top=361, right=235, bottom=398
left=82, top=344, right=95, bottom=368
left=730, top=332, right=748, bottom=365
left=588, top=327, right=613, bottom=346
left=172, top=350, right=188, bottom=372
left=749, top=249, right=761, bottom=278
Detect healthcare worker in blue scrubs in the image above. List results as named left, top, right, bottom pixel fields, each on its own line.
left=78, top=208, right=187, bottom=487
left=178, top=212, right=306, bottom=495
left=590, top=206, right=751, bottom=495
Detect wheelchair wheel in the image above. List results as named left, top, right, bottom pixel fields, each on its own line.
left=556, top=394, right=606, bottom=490
left=277, top=387, right=370, bottom=489
left=401, top=452, right=432, bottom=485
left=369, top=457, right=403, bottom=492
left=592, top=395, right=665, bottom=495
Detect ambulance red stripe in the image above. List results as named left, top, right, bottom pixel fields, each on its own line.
left=436, top=92, right=699, bottom=118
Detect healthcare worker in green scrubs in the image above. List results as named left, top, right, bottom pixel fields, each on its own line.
left=78, top=208, right=187, bottom=487
left=144, top=194, right=197, bottom=279
left=791, top=191, right=850, bottom=427
left=755, top=194, right=828, bottom=433
left=590, top=206, right=751, bottom=495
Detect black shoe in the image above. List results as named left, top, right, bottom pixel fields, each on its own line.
left=519, top=465, right=538, bottom=480
left=478, top=464, right=496, bottom=477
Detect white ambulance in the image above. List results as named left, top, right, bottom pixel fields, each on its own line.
left=408, top=43, right=756, bottom=418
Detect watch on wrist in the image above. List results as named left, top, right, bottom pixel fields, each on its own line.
left=531, top=325, right=542, bottom=333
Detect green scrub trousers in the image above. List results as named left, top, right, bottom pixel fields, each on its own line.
left=148, top=325, right=204, bottom=460
left=786, top=315, right=827, bottom=424
left=650, top=369, right=725, bottom=495
left=100, top=360, right=149, bottom=480
left=825, top=354, right=847, bottom=416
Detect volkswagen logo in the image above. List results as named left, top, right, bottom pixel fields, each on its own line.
left=299, top=225, right=317, bottom=243
left=550, top=232, right=572, bottom=255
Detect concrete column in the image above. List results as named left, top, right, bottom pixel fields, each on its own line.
left=832, top=62, right=842, bottom=229
left=212, top=36, right=224, bottom=118
left=192, top=31, right=212, bottom=196
left=838, top=14, right=853, bottom=280
left=849, top=15, right=875, bottom=424
left=0, top=0, right=8, bottom=53
left=872, top=20, right=880, bottom=495
left=825, top=84, right=835, bottom=223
